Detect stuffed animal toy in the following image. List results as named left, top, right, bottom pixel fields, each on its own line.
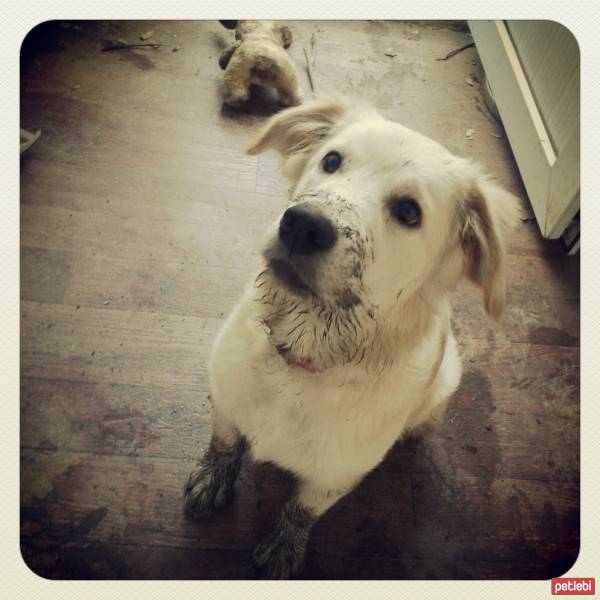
left=218, top=20, right=303, bottom=108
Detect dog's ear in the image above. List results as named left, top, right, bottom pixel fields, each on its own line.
left=247, top=98, right=347, bottom=156
left=277, top=25, right=293, bottom=48
left=460, top=177, right=520, bottom=320
left=218, top=42, right=239, bottom=70
left=219, top=20, right=238, bottom=30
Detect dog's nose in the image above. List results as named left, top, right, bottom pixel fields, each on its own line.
left=279, top=205, right=338, bottom=256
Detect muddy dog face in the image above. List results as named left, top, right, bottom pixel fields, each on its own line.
left=248, top=98, right=519, bottom=368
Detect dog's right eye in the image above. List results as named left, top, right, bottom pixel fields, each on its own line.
left=390, top=197, right=421, bottom=227
left=321, top=151, right=342, bottom=174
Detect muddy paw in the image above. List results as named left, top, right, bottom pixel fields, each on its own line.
left=183, top=467, right=235, bottom=519
left=253, top=530, right=306, bottom=579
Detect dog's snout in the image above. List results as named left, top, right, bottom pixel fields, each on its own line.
left=279, top=205, right=337, bottom=256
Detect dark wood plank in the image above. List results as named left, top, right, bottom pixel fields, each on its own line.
left=21, top=301, right=218, bottom=389
left=20, top=338, right=579, bottom=482
left=21, top=540, right=255, bottom=580
left=20, top=246, right=74, bottom=304
left=20, top=376, right=212, bottom=460
left=20, top=444, right=577, bottom=579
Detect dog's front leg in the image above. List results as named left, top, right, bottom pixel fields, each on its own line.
left=183, top=407, right=245, bottom=518
left=253, top=481, right=349, bottom=579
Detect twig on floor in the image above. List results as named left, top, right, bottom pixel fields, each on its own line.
left=304, top=46, right=315, bottom=93
left=310, top=33, right=317, bottom=67
left=436, top=42, right=475, bottom=61
left=101, top=43, right=164, bottom=52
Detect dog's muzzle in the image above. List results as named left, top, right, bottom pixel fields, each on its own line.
left=278, top=203, right=338, bottom=256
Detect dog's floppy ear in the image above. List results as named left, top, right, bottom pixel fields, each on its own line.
left=218, top=42, right=240, bottom=70
left=460, top=176, right=520, bottom=320
left=247, top=98, right=347, bottom=156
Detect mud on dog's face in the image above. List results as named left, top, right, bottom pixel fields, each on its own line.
left=248, top=98, right=519, bottom=320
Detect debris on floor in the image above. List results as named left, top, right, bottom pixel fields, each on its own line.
left=304, top=36, right=317, bottom=92
left=465, top=128, right=475, bottom=140
left=140, top=30, right=154, bottom=41
left=464, top=442, right=478, bottom=454
left=20, top=128, right=42, bottom=155
left=101, top=42, right=163, bottom=52
left=436, top=42, right=475, bottom=61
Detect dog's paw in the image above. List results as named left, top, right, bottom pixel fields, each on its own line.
left=252, top=530, right=306, bottom=579
left=183, top=467, right=235, bottom=519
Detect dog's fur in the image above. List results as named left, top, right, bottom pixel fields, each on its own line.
left=184, top=98, right=519, bottom=578
left=218, top=20, right=303, bottom=108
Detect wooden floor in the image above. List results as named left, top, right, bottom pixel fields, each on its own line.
left=20, top=20, right=580, bottom=579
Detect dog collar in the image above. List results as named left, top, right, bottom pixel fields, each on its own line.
left=276, top=346, right=318, bottom=373
left=294, top=357, right=317, bottom=373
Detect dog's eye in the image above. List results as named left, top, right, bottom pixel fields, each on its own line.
left=390, top=198, right=421, bottom=227
left=321, top=151, right=342, bottom=174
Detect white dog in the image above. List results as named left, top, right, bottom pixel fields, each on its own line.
left=184, top=98, right=519, bottom=578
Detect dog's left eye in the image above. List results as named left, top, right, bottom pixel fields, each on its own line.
left=390, top=198, right=421, bottom=227
left=321, top=151, right=342, bottom=173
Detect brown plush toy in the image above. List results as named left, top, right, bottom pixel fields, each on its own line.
left=218, top=20, right=303, bottom=108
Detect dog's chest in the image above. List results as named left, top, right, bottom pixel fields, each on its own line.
left=210, top=304, right=422, bottom=486
left=208, top=290, right=448, bottom=488
left=243, top=367, right=410, bottom=485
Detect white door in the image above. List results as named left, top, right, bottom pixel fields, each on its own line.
left=469, top=20, right=580, bottom=240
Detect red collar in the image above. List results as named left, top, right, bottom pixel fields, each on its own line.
left=276, top=346, right=318, bottom=373
left=295, top=357, right=317, bottom=373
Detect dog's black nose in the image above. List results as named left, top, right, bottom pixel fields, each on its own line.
left=279, top=205, right=337, bottom=256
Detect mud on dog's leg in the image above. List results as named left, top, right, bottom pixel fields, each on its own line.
left=183, top=407, right=245, bottom=518
left=253, top=480, right=351, bottom=579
